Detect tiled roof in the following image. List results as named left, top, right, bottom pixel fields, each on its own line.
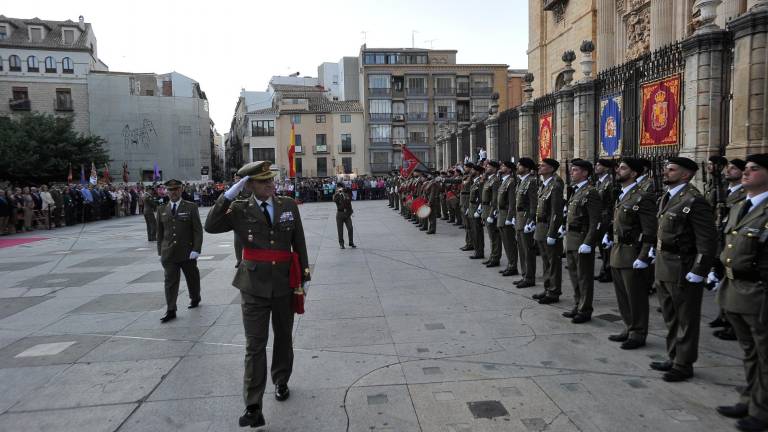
left=0, top=16, right=93, bottom=51
left=271, top=84, right=326, bottom=93
left=249, top=107, right=278, bottom=115
left=308, top=99, right=362, bottom=113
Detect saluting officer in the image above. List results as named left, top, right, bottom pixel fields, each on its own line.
left=334, top=183, right=355, bottom=248
left=156, top=179, right=203, bottom=323
left=143, top=187, right=159, bottom=241
left=468, top=165, right=486, bottom=259
left=595, top=159, right=616, bottom=283
left=459, top=163, right=476, bottom=252
left=204, top=161, right=310, bottom=428
left=649, top=157, right=717, bottom=382
left=607, top=158, right=657, bottom=349
left=532, top=158, right=565, bottom=302
left=514, top=158, right=539, bottom=288
left=481, top=161, right=502, bottom=267
left=496, top=160, right=519, bottom=276
left=561, top=159, right=601, bottom=323
left=715, top=154, right=768, bottom=432
left=232, top=174, right=254, bottom=267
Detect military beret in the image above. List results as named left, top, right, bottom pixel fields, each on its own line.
left=621, top=157, right=645, bottom=174
left=596, top=158, right=615, bottom=168
left=501, top=160, right=516, bottom=169
left=709, top=155, right=728, bottom=166
left=641, top=158, right=653, bottom=169
left=541, top=158, right=560, bottom=170
left=746, top=153, right=768, bottom=170
left=487, top=160, right=500, bottom=169
left=238, top=161, right=277, bottom=180
left=667, top=156, right=699, bottom=172
left=464, top=162, right=475, bottom=169
left=475, top=166, right=485, bottom=173
left=729, top=158, right=747, bottom=171
left=518, top=157, right=537, bottom=170
left=164, top=179, right=183, bottom=189
left=571, top=159, right=594, bottom=173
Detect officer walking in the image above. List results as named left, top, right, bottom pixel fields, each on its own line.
left=204, top=161, right=310, bottom=429
left=532, top=159, right=565, bottom=302
left=143, top=187, right=159, bottom=241
left=481, top=161, right=502, bottom=268
left=156, top=179, right=203, bottom=323
left=497, top=160, right=519, bottom=276
left=334, top=183, right=355, bottom=248
left=514, top=158, right=539, bottom=288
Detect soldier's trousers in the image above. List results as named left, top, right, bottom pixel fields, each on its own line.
left=486, top=224, right=502, bottom=263
left=394, top=194, right=399, bottom=210
left=427, top=204, right=439, bottom=233
left=241, top=291, right=294, bottom=411
left=234, top=233, right=243, bottom=265
left=598, top=245, right=611, bottom=277
left=144, top=214, right=157, bottom=241
left=471, top=216, right=485, bottom=257
left=537, top=239, right=562, bottom=297
left=336, top=213, right=353, bottom=245
left=611, top=267, right=649, bottom=340
left=726, top=310, right=768, bottom=422
left=461, top=209, right=472, bottom=248
left=162, top=259, right=201, bottom=312
left=500, top=226, right=518, bottom=271
left=656, top=280, right=704, bottom=372
left=566, top=250, right=595, bottom=315
left=441, top=198, right=449, bottom=220
left=517, top=231, right=536, bottom=282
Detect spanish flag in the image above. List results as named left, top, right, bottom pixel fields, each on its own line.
left=288, top=122, right=297, bottom=178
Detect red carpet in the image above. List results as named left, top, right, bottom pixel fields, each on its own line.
left=0, top=237, right=48, bottom=249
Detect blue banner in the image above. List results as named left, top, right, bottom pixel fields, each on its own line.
left=599, top=95, right=622, bottom=157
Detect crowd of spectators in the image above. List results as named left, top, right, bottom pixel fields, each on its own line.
left=279, top=177, right=389, bottom=202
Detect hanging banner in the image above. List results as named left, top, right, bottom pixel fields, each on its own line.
left=640, top=74, right=681, bottom=148
left=599, top=94, right=622, bottom=157
left=538, top=112, right=553, bottom=161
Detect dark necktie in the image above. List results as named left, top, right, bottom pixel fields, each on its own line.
left=261, top=202, right=272, bottom=227
left=737, top=199, right=753, bottom=223
left=660, top=192, right=671, bottom=209
left=171, top=203, right=177, bottom=216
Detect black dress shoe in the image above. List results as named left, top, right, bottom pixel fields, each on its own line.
left=650, top=360, right=673, bottom=372
left=459, top=246, right=473, bottom=251
left=501, top=270, right=517, bottom=277
left=709, top=317, right=728, bottom=328
left=485, top=262, right=500, bottom=268
left=506, top=269, right=519, bottom=276
left=620, top=339, right=646, bottom=350
left=571, top=313, right=591, bottom=324
left=538, top=296, right=559, bottom=305
left=717, top=403, right=749, bottom=419
left=349, top=243, right=357, bottom=248
left=597, top=274, right=613, bottom=283
left=532, top=292, right=547, bottom=300
left=275, top=384, right=290, bottom=401
left=238, top=406, right=266, bottom=428
left=662, top=368, right=693, bottom=382
left=562, top=309, right=578, bottom=318
left=340, top=244, right=345, bottom=249
left=481, top=259, right=491, bottom=265
left=160, top=311, right=177, bottom=323
left=737, top=416, right=768, bottom=432
left=426, top=231, right=435, bottom=234
left=516, top=281, right=535, bottom=288
left=188, top=300, right=200, bottom=309
left=469, top=255, right=485, bottom=259
left=608, top=333, right=629, bottom=342
left=714, top=327, right=738, bottom=341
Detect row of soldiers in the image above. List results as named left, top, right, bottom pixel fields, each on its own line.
left=387, top=153, right=768, bottom=432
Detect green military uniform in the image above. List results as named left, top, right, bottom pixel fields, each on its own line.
left=655, top=181, right=717, bottom=376
left=233, top=189, right=253, bottom=266
left=497, top=172, right=518, bottom=274
left=595, top=173, right=615, bottom=280
left=333, top=188, right=354, bottom=246
left=515, top=172, right=538, bottom=285
left=143, top=193, right=159, bottom=241
left=460, top=173, right=474, bottom=250
left=393, top=176, right=401, bottom=211
left=610, top=181, right=657, bottom=343
left=534, top=174, right=565, bottom=298
left=419, top=178, right=431, bottom=230
left=719, top=190, right=768, bottom=423
left=427, top=176, right=440, bottom=234
left=469, top=175, right=486, bottom=258
left=439, top=176, right=449, bottom=221
left=481, top=171, right=502, bottom=265
left=564, top=179, right=601, bottom=318
left=204, top=161, right=310, bottom=421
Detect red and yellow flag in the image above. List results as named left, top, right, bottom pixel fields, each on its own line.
left=288, top=122, right=297, bottom=178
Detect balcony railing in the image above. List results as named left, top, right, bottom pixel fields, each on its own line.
left=369, top=137, right=392, bottom=147
left=369, top=113, right=392, bottom=122
left=9, top=98, right=31, bottom=111
left=471, top=86, right=493, bottom=96
left=406, top=88, right=427, bottom=97
left=368, top=88, right=391, bottom=97
left=391, top=113, right=406, bottom=122
left=313, top=144, right=329, bottom=154
left=407, top=112, right=428, bottom=122
left=434, top=112, right=456, bottom=121
left=392, top=138, right=408, bottom=147
left=434, top=87, right=456, bottom=96
left=457, top=86, right=470, bottom=97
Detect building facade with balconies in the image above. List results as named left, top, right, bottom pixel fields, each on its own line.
left=359, top=46, right=511, bottom=174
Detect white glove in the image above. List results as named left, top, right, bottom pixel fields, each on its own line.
left=578, top=244, right=592, bottom=254
left=557, top=225, right=566, bottom=238
left=632, top=259, right=648, bottom=269
left=510, top=217, right=516, bottom=227
left=707, top=271, right=719, bottom=285
left=685, top=272, right=705, bottom=283
left=712, top=280, right=723, bottom=292
left=189, top=251, right=200, bottom=260
left=486, top=216, right=494, bottom=224
left=505, top=219, right=514, bottom=226
left=601, top=233, right=613, bottom=248
left=224, top=176, right=249, bottom=200
left=473, top=211, right=481, bottom=219
left=546, top=236, right=556, bottom=246
left=465, top=209, right=469, bottom=216
left=524, top=222, right=536, bottom=234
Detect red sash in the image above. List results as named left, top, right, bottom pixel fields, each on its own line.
left=242, top=248, right=301, bottom=289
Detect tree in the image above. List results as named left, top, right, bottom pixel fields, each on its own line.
left=0, top=113, right=109, bottom=184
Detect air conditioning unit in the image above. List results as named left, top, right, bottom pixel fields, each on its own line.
left=392, top=114, right=405, bottom=121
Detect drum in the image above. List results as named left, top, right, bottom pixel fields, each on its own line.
left=411, top=197, right=431, bottom=219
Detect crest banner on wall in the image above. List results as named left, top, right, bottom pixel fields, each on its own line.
left=599, top=94, right=622, bottom=157
left=538, top=112, right=553, bottom=161
left=640, top=74, right=681, bottom=147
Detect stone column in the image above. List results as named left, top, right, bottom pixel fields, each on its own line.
left=485, top=95, right=500, bottom=159
left=572, top=81, right=597, bottom=161
left=518, top=73, right=536, bottom=159
left=597, top=0, right=616, bottom=71
left=651, top=0, right=675, bottom=50
left=554, top=51, right=576, bottom=167
left=726, top=6, right=768, bottom=157
left=717, top=0, right=747, bottom=27
left=615, top=9, right=627, bottom=62
left=469, top=121, right=477, bottom=162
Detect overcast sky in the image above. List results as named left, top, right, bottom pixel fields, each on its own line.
left=7, top=0, right=529, bottom=132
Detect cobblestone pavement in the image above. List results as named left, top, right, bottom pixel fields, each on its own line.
left=0, top=200, right=743, bottom=431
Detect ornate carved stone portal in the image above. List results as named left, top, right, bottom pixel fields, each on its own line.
left=624, top=0, right=651, bottom=60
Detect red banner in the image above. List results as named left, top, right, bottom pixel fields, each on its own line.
left=538, top=112, right=553, bottom=161
left=640, top=74, right=680, bottom=147
left=401, top=145, right=421, bottom=177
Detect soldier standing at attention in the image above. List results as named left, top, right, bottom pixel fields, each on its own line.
left=649, top=157, right=717, bottom=382
left=514, top=158, right=539, bottom=288
left=143, top=187, right=159, bottom=241
left=497, top=160, right=519, bottom=276
left=469, top=165, right=486, bottom=260
left=532, top=159, right=565, bottom=302
left=156, top=179, right=203, bottom=323
left=715, top=154, right=768, bottom=432
left=426, top=172, right=440, bottom=234
left=459, top=163, right=476, bottom=252
left=481, top=161, right=502, bottom=268
left=204, top=161, right=310, bottom=429
left=560, top=159, right=601, bottom=323
left=334, top=183, right=355, bottom=248
left=595, top=159, right=616, bottom=283
left=607, top=158, right=657, bottom=349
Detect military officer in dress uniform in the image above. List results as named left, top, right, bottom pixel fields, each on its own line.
left=143, top=187, right=159, bottom=241
left=459, top=163, right=476, bottom=252
left=334, top=183, right=355, bottom=248
left=468, top=165, right=486, bottom=259
left=715, top=154, right=768, bottom=432
left=607, top=158, right=657, bottom=349
left=649, top=157, right=717, bottom=382
left=481, top=161, right=502, bottom=267
left=532, top=159, right=565, bottom=302
left=514, top=158, right=539, bottom=288
left=427, top=172, right=440, bottom=234
left=594, top=159, right=616, bottom=283
left=232, top=174, right=254, bottom=267
left=559, top=159, right=601, bottom=323
left=204, top=161, right=310, bottom=429
left=497, top=160, right=519, bottom=276
left=156, top=179, right=203, bottom=323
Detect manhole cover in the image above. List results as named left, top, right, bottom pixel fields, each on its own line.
left=467, top=400, right=509, bottom=419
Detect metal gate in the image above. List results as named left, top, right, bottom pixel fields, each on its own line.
left=498, top=109, right=519, bottom=162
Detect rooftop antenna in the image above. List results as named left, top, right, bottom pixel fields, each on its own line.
left=411, top=30, right=419, bottom=48
left=361, top=30, right=367, bottom=44
left=424, top=39, right=437, bottom=49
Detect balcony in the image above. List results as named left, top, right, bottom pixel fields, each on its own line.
left=391, top=113, right=406, bottom=122
left=406, top=88, right=427, bottom=97
left=391, top=88, right=405, bottom=99
left=434, top=112, right=456, bottom=122
left=369, top=113, right=392, bottom=122
left=313, top=144, right=329, bottom=154
left=471, top=86, right=493, bottom=96
left=457, top=112, right=471, bottom=122
left=368, top=88, right=391, bottom=97
left=369, top=137, right=392, bottom=147
left=457, top=86, right=470, bottom=97
left=9, top=98, right=31, bottom=111
left=407, top=112, right=428, bottom=122
left=434, top=87, right=456, bottom=97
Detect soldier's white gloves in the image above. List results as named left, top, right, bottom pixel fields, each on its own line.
left=473, top=211, right=481, bottom=219
left=505, top=218, right=515, bottom=226
left=578, top=244, right=592, bottom=254
left=546, top=236, right=556, bottom=246
left=524, top=222, right=536, bottom=234
left=632, top=259, right=649, bottom=269
left=510, top=217, right=516, bottom=227
left=189, top=251, right=200, bottom=260
left=602, top=233, right=613, bottom=248
left=557, top=225, right=566, bottom=238
left=707, top=271, right=719, bottom=285
left=224, top=177, right=249, bottom=200
left=486, top=216, right=494, bottom=224
left=648, top=247, right=656, bottom=264
left=685, top=272, right=705, bottom=283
